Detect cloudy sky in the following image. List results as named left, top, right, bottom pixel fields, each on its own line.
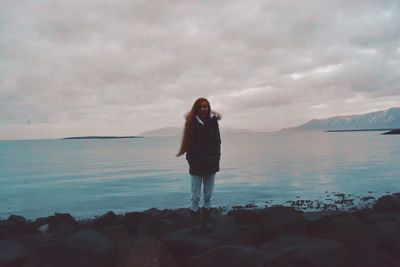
left=1, top=0, right=399, bottom=139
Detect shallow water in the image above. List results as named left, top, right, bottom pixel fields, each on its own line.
left=1, top=131, right=399, bottom=219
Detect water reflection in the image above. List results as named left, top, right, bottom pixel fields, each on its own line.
left=0, top=132, right=399, bottom=219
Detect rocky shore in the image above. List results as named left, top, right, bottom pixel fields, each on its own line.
left=2, top=194, right=400, bottom=267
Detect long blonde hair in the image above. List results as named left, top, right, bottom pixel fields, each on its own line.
left=176, top=97, right=211, bottom=157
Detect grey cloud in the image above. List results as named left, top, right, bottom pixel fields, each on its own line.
left=1, top=0, right=400, bottom=138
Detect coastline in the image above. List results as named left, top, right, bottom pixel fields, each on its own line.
left=2, top=193, right=400, bottom=267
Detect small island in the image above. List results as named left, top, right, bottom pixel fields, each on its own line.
left=325, top=129, right=396, bottom=132
left=62, top=136, right=143, bottom=140
left=382, top=129, right=400, bottom=135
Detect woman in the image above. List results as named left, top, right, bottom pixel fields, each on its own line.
left=177, top=97, right=221, bottom=233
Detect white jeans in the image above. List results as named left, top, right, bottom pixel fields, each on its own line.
left=190, top=173, right=216, bottom=211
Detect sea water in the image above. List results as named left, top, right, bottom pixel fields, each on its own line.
left=1, top=131, right=399, bottom=219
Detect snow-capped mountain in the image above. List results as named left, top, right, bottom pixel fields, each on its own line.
left=283, top=107, right=400, bottom=131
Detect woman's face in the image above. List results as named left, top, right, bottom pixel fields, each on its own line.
left=197, top=101, right=209, bottom=118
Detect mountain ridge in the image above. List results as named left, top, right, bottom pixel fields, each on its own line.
left=281, top=107, right=400, bottom=132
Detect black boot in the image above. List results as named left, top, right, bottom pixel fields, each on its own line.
left=201, top=207, right=213, bottom=233
left=190, top=209, right=202, bottom=234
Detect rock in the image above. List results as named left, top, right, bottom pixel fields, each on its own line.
left=163, top=228, right=218, bottom=266
left=26, top=229, right=116, bottom=267
left=32, top=217, right=48, bottom=227
left=260, top=236, right=346, bottom=267
left=114, top=237, right=176, bottom=267
left=303, top=211, right=333, bottom=222
left=353, top=249, right=399, bottom=267
left=98, top=224, right=131, bottom=246
left=27, top=218, right=48, bottom=234
left=370, top=220, right=400, bottom=262
left=373, top=195, right=400, bottom=213
left=351, top=208, right=374, bottom=223
left=0, top=239, right=30, bottom=267
left=0, top=220, right=19, bottom=235
left=24, top=232, right=59, bottom=252
left=0, top=229, right=6, bottom=239
left=312, top=214, right=377, bottom=259
left=227, top=210, right=263, bottom=225
left=186, top=245, right=264, bottom=267
left=255, top=207, right=306, bottom=242
left=59, top=228, right=115, bottom=267
left=47, top=213, right=79, bottom=234
left=368, top=212, right=400, bottom=223
left=123, top=212, right=152, bottom=235
left=372, top=220, right=399, bottom=237
left=0, top=216, right=36, bottom=236
left=374, top=235, right=400, bottom=263
left=217, top=223, right=260, bottom=246
left=205, top=216, right=260, bottom=246
left=80, top=211, right=121, bottom=229
left=145, top=208, right=191, bottom=228
left=138, top=218, right=180, bottom=239
left=305, top=211, right=351, bottom=234
left=7, top=215, right=27, bottom=225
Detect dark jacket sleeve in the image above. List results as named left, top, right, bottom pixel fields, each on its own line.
left=215, top=120, right=221, bottom=160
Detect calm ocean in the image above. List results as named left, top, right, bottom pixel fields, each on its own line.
left=1, top=131, right=399, bottom=219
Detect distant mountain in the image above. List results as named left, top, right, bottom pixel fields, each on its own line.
left=62, top=136, right=142, bottom=139
left=140, top=127, right=182, bottom=136
left=140, top=127, right=255, bottom=136
left=281, top=107, right=400, bottom=132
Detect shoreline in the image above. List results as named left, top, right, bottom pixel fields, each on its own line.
left=2, top=193, right=400, bottom=266
left=0, top=190, right=382, bottom=221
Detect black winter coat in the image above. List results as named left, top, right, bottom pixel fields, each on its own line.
left=186, top=112, right=221, bottom=176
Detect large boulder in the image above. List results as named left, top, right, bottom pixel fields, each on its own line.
left=145, top=208, right=191, bottom=228
left=368, top=212, right=400, bottom=223
left=205, top=215, right=260, bottom=246
left=186, top=245, right=264, bottom=267
left=137, top=218, right=181, bottom=239
left=47, top=213, right=79, bottom=235
left=98, top=224, right=132, bottom=246
left=373, top=195, right=400, bottom=213
left=181, top=214, right=259, bottom=246
left=311, top=214, right=379, bottom=261
left=163, top=228, right=218, bottom=266
left=260, top=236, right=346, bottom=267
left=351, top=208, right=374, bottom=223
left=114, top=237, right=176, bottom=267
left=0, top=239, right=30, bottom=267
left=304, top=211, right=350, bottom=234
left=227, top=210, right=263, bottom=225
left=0, top=215, right=35, bottom=236
left=7, top=215, right=27, bottom=225
left=352, top=249, right=399, bottom=267
left=60, top=228, right=115, bottom=267
left=370, top=220, right=400, bottom=262
left=255, top=207, right=306, bottom=242
left=25, top=229, right=116, bottom=267
left=80, top=211, right=122, bottom=229
left=0, top=219, right=20, bottom=237
left=123, top=212, right=152, bottom=236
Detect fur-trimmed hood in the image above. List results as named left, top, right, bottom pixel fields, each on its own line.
left=195, top=110, right=222, bottom=126
left=184, top=110, right=222, bottom=121
left=209, top=110, right=222, bottom=120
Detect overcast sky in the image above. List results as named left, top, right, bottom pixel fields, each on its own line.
left=1, top=0, right=399, bottom=139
